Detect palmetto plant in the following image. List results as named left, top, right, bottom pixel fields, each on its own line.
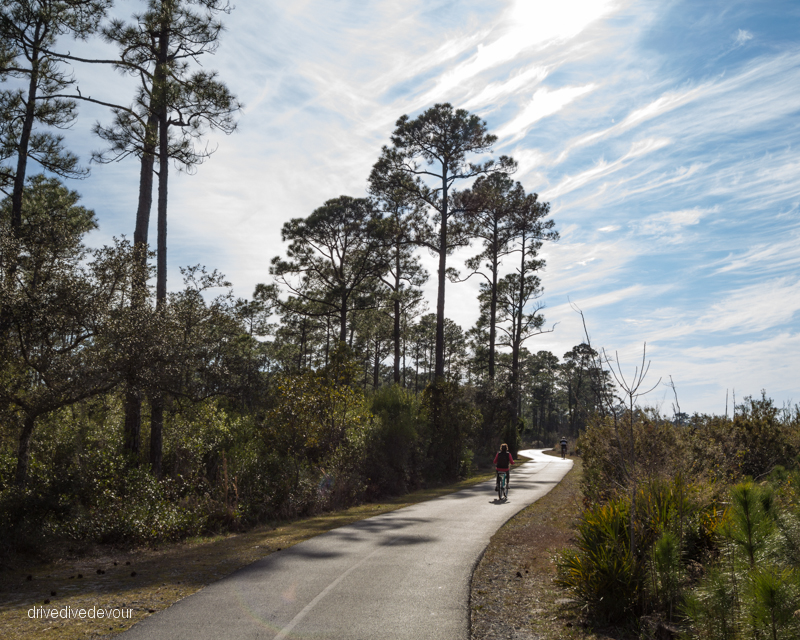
left=556, top=497, right=640, bottom=623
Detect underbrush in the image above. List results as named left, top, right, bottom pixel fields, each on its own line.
left=0, top=377, right=483, bottom=559
left=681, top=475, right=800, bottom=639
left=554, top=395, right=800, bottom=638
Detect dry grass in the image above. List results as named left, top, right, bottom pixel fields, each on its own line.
left=470, top=452, right=624, bottom=640
left=0, top=468, right=503, bottom=640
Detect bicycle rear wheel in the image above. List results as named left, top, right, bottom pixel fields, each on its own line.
left=497, top=475, right=503, bottom=500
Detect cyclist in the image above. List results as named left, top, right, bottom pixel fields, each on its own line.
left=494, top=443, right=514, bottom=491
left=560, top=436, right=568, bottom=459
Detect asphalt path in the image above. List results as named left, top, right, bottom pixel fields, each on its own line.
left=122, top=449, right=573, bottom=640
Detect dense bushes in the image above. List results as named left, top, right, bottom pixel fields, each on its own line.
left=422, top=380, right=481, bottom=480
left=556, top=477, right=722, bottom=625
left=0, top=366, right=485, bottom=555
left=580, top=395, right=799, bottom=505
left=0, top=402, right=210, bottom=553
left=683, top=477, right=800, bottom=639
left=59, top=467, right=207, bottom=544
left=556, top=395, right=800, bottom=637
left=363, top=384, right=424, bottom=497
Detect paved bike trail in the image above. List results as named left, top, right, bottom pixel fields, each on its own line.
left=122, top=449, right=572, bottom=640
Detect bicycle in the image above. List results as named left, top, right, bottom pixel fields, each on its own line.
left=496, top=471, right=508, bottom=500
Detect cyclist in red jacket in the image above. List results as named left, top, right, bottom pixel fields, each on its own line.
left=494, top=443, right=514, bottom=490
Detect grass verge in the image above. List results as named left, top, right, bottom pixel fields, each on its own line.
left=470, top=453, right=619, bottom=640
left=0, top=464, right=511, bottom=640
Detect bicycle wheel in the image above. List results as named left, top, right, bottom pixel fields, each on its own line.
left=497, top=475, right=503, bottom=500
left=502, top=474, right=508, bottom=500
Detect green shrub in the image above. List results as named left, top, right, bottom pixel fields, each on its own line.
left=557, top=476, right=722, bottom=627
left=421, top=380, right=480, bottom=481
left=747, top=565, right=800, bottom=640
left=652, top=530, right=683, bottom=620
left=556, top=498, right=640, bottom=623
left=364, top=384, right=422, bottom=497
left=682, top=478, right=800, bottom=639
left=681, top=565, right=739, bottom=640
left=472, top=382, right=512, bottom=459
left=58, top=468, right=206, bottom=543
left=568, top=394, right=800, bottom=636
left=686, top=395, right=798, bottom=484
left=724, top=481, right=775, bottom=567
left=501, top=420, right=521, bottom=457
left=161, top=401, right=238, bottom=486
left=248, top=371, right=376, bottom=518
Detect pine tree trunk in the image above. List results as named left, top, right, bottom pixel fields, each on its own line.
left=323, top=315, right=330, bottom=366
left=510, top=238, right=526, bottom=425
left=150, top=14, right=171, bottom=474
left=402, top=332, right=407, bottom=387
left=133, top=115, right=158, bottom=253
left=155, top=104, right=168, bottom=305
left=150, top=394, right=164, bottom=478
left=488, top=221, right=500, bottom=379
left=340, top=293, right=348, bottom=343
left=393, top=274, right=401, bottom=384
left=14, top=413, right=37, bottom=487
left=10, top=37, right=40, bottom=233
left=373, top=339, right=380, bottom=388
left=298, top=320, right=306, bottom=369
left=488, top=263, right=498, bottom=380
left=414, top=346, right=419, bottom=392
left=510, top=339, right=520, bottom=425
left=123, top=114, right=157, bottom=460
left=124, top=386, right=142, bottom=460
left=434, top=176, right=448, bottom=380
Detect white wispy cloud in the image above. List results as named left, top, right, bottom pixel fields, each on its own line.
left=735, top=28, right=753, bottom=45
left=604, top=276, right=800, bottom=344
left=552, top=50, right=800, bottom=175
left=554, top=85, right=708, bottom=163
left=497, top=84, right=598, bottom=142
left=635, top=206, right=716, bottom=239
left=543, top=137, right=671, bottom=199
left=652, top=330, right=799, bottom=414
left=712, top=229, right=800, bottom=276
left=462, top=64, right=550, bottom=112
left=418, top=0, right=618, bottom=103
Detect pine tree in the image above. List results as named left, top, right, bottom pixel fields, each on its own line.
left=87, top=0, right=240, bottom=472
left=369, top=103, right=514, bottom=381
left=270, top=196, right=388, bottom=345
left=0, top=0, right=108, bottom=230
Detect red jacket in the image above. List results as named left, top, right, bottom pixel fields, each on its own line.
left=493, top=451, right=514, bottom=472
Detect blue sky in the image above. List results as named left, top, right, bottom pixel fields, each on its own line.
left=54, top=0, right=800, bottom=415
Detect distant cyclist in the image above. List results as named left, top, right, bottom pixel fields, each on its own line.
left=560, top=436, right=568, bottom=459
left=494, top=443, right=514, bottom=491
